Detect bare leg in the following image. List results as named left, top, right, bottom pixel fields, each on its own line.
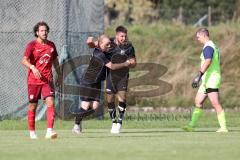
left=207, top=92, right=222, bottom=114
left=195, top=92, right=208, bottom=108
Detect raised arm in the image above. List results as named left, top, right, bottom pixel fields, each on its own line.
left=86, top=37, right=98, bottom=48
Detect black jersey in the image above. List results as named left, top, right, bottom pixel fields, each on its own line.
left=106, top=38, right=135, bottom=80
left=82, top=48, right=110, bottom=84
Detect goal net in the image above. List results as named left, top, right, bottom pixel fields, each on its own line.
left=0, top=0, right=104, bottom=120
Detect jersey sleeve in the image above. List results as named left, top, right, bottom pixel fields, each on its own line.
left=101, top=54, right=110, bottom=64
left=94, top=49, right=110, bottom=65
left=128, top=46, right=136, bottom=58
left=203, top=46, right=214, bottom=59
left=23, top=42, right=34, bottom=58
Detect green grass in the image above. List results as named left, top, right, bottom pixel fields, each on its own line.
left=1, top=129, right=240, bottom=160
left=0, top=112, right=240, bottom=160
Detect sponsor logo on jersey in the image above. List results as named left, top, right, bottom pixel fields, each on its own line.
left=120, top=50, right=126, bottom=55
left=39, top=54, right=51, bottom=64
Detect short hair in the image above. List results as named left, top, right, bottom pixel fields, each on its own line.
left=196, top=28, right=209, bottom=37
left=33, top=21, right=50, bottom=37
left=115, top=25, right=127, bottom=34
left=98, top=34, right=109, bottom=45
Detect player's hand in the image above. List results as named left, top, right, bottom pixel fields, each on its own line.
left=128, top=58, right=136, bottom=68
left=125, top=60, right=131, bottom=67
left=86, top=37, right=96, bottom=48
left=30, top=66, right=42, bottom=79
left=192, top=71, right=203, bottom=88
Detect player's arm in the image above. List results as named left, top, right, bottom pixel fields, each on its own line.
left=105, top=60, right=131, bottom=70
left=53, top=57, right=63, bottom=86
left=128, top=57, right=137, bottom=68
left=22, top=56, right=42, bottom=79
left=128, top=46, right=137, bottom=68
left=86, top=37, right=98, bottom=48
left=200, top=46, right=214, bottom=73
left=200, top=59, right=211, bottom=73
left=192, top=46, right=213, bottom=88
left=53, top=57, right=61, bottom=75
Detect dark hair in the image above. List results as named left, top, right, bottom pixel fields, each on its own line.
left=33, top=21, right=50, bottom=37
left=196, top=28, right=209, bottom=37
left=115, top=25, right=127, bottom=34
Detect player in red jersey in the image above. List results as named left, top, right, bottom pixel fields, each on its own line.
left=22, top=21, right=62, bottom=139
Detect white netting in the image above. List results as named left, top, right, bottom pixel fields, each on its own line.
left=0, top=0, right=104, bottom=119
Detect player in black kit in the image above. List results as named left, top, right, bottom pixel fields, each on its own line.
left=86, top=26, right=137, bottom=134
left=72, top=35, right=135, bottom=134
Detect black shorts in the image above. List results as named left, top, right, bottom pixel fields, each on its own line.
left=106, top=75, right=128, bottom=94
left=206, top=88, right=219, bottom=93
left=79, top=82, right=102, bottom=102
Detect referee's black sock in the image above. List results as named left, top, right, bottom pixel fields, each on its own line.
left=108, top=102, right=117, bottom=123
left=118, top=101, right=126, bottom=124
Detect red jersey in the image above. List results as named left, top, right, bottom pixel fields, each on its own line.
left=24, top=40, right=58, bottom=85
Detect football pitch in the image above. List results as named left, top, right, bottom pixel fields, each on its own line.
left=0, top=112, right=240, bottom=160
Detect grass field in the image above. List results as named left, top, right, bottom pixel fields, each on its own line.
left=0, top=112, right=240, bottom=160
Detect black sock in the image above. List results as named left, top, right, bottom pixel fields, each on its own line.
left=108, top=102, right=117, bottom=123
left=118, top=101, right=126, bottom=124
left=75, top=107, right=87, bottom=125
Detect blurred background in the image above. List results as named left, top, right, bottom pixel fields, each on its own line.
left=104, top=0, right=240, bottom=25
left=0, top=0, right=239, bottom=120
left=104, top=0, right=240, bottom=111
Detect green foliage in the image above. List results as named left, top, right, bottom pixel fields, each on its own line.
left=105, top=0, right=159, bottom=24
left=105, top=0, right=239, bottom=24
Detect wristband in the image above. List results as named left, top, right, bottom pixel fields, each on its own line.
left=30, top=65, right=35, bottom=70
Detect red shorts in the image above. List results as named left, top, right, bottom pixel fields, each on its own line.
left=28, top=83, right=55, bottom=103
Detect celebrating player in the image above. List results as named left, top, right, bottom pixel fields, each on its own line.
left=106, top=26, right=136, bottom=134
left=22, top=21, right=62, bottom=139
left=183, top=28, right=228, bottom=132
left=72, top=35, right=134, bottom=134
left=86, top=26, right=136, bottom=134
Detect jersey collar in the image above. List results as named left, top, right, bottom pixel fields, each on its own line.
left=203, top=40, right=214, bottom=49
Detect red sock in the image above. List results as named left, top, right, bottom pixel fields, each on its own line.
left=47, top=106, right=55, bottom=128
left=28, top=110, right=35, bottom=131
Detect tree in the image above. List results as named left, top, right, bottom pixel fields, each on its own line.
left=105, top=0, right=238, bottom=25
left=105, top=0, right=158, bottom=24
